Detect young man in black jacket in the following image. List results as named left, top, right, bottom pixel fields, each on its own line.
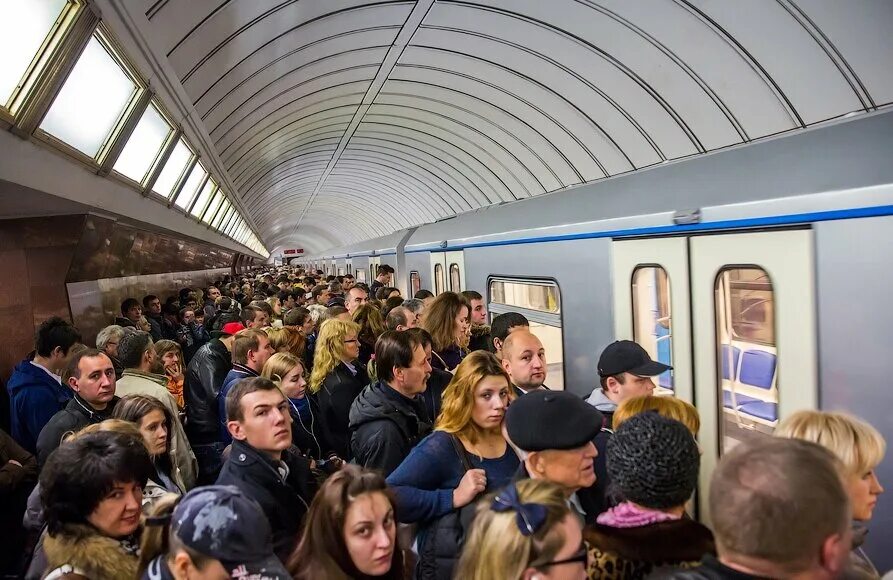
left=348, top=330, right=433, bottom=477
left=216, top=376, right=315, bottom=562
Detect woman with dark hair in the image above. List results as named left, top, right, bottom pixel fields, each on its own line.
left=40, top=430, right=153, bottom=580
left=352, top=303, right=386, bottom=368
left=112, top=394, right=187, bottom=498
left=421, top=292, right=470, bottom=372
left=288, top=465, right=405, bottom=580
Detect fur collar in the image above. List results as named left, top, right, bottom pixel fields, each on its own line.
left=470, top=324, right=491, bottom=337
left=43, top=523, right=139, bottom=580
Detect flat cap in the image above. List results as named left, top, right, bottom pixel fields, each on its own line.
left=506, top=390, right=604, bottom=451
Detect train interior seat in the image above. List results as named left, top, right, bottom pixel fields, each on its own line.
left=722, top=345, right=778, bottom=423
left=655, top=322, right=673, bottom=390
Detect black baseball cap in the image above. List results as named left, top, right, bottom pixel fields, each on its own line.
left=170, top=486, right=289, bottom=579
left=598, top=340, right=672, bottom=378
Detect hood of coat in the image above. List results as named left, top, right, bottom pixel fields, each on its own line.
left=348, top=381, right=428, bottom=436
left=586, top=387, right=618, bottom=413
left=43, top=523, right=139, bottom=580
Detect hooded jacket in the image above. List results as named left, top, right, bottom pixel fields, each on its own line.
left=349, top=381, right=433, bottom=477
left=184, top=338, right=232, bottom=444
left=42, top=523, right=139, bottom=580
left=586, top=387, right=618, bottom=427
left=7, top=359, right=72, bottom=454
left=36, top=394, right=118, bottom=467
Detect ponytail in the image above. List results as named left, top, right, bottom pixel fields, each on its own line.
left=137, top=493, right=180, bottom=577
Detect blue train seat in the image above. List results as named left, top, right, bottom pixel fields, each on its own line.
left=720, top=344, right=741, bottom=380
left=739, top=350, right=776, bottom=390
left=722, top=390, right=760, bottom=409
left=738, top=401, right=778, bottom=422
left=655, top=323, right=673, bottom=390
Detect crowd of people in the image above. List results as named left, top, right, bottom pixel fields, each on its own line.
left=0, top=265, right=887, bottom=579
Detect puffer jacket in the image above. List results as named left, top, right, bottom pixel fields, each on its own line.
left=42, top=523, right=139, bottom=580
left=316, top=362, right=368, bottom=459
left=184, top=338, right=231, bottom=445
left=348, top=381, right=432, bottom=477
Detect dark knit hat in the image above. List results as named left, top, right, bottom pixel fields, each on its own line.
left=506, top=391, right=604, bottom=451
left=607, top=412, right=700, bottom=509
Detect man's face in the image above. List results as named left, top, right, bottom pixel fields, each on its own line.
left=182, top=310, right=195, bottom=324
left=396, top=345, right=431, bottom=395
left=343, top=277, right=354, bottom=291
left=531, top=442, right=598, bottom=492
left=230, top=389, right=292, bottom=456
left=249, top=335, right=275, bottom=370
left=469, top=299, right=487, bottom=325
left=208, top=287, right=221, bottom=300
left=318, top=290, right=332, bottom=305
left=346, top=288, right=369, bottom=314
left=502, top=333, right=546, bottom=391
left=70, top=354, right=116, bottom=407
left=401, top=307, right=418, bottom=330
left=250, top=310, right=270, bottom=328
left=126, top=305, right=142, bottom=322
left=606, top=373, right=656, bottom=403
left=146, top=299, right=162, bottom=316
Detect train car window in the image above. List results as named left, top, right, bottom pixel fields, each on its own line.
left=153, top=138, right=193, bottom=199
left=410, top=271, right=421, bottom=295
left=434, top=264, right=445, bottom=295
left=715, top=267, right=778, bottom=454
left=39, top=32, right=140, bottom=158
left=174, top=162, right=207, bottom=210
left=370, top=263, right=376, bottom=281
left=113, top=102, right=173, bottom=185
left=1, top=0, right=70, bottom=111
left=190, top=178, right=216, bottom=217
left=488, top=277, right=564, bottom=390
left=357, top=269, right=366, bottom=283
left=631, top=266, right=674, bottom=394
left=449, top=264, right=461, bottom=292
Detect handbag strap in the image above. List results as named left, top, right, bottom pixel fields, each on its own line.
left=449, top=434, right=475, bottom=472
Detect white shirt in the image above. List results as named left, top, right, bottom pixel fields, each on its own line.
left=30, top=360, right=61, bottom=385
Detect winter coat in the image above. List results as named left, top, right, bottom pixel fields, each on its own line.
left=846, top=522, right=881, bottom=579
left=113, top=316, right=137, bottom=329
left=584, top=517, right=715, bottom=579
left=145, top=312, right=164, bottom=341
left=217, top=364, right=260, bottom=445
left=116, top=370, right=197, bottom=489
left=431, top=345, right=464, bottom=372
left=215, top=439, right=315, bottom=561
left=35, top=395, right=117, bottom=468
left=419, top=369, right=452, bottom=423
left=0, top=428, right=37, bottom=495
left=586, top=388, right=617, bottom=427
left=42, top=523, right=139, bottom=580
left=650, top=554, right=762, bottom=579
left=288, top=395, right=335, bottom=461
left=7, top=359, right=72, bottom=454
left=468, top=324, right=491, bottom=352
left=184, top=338, right=231, bottom=445
left=348, top=381, right=433, bottom=477
left=316, top=362, right=368, bottom=459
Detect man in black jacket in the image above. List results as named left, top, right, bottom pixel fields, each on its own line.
left=35, top=349, right=118, bottom=467
left=216, top=377, right=315, bottom=562
left=348, top=330, right=433, bottom=477
left=185, top=322, right=240, bottom=485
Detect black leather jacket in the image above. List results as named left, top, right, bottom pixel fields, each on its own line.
left=184, top=339, right=231, bottom=444
left=316, top=362, right=368, bottom=459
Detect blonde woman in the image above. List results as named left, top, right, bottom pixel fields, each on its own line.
left=421, top=292, right=470, bottom=371
left=309, top=319, right=366, bottom=459
left=455, top=479, right=586, bottom=580
left=266, top=325, right=305, bottom=359
left=777, top=411, right=886, bottom=578
left=613, top=395, right=700, bottom=435
left=352, top=303, right=386, bottom=367
left=386, top=350, right=519, bottom=579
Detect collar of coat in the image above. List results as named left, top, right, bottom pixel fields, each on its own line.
left=43, top=523, right=140, bottom=580
left=121, top=369, right=168, bottom=387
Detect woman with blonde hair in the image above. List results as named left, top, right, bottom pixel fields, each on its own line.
left=309, top=319, right=367, bottom=459
left=777, top=410, right=886, bottom=578
left=352, top=303, right=386, bottom=367
left=387, top=350, right=519, bottom=579
left=421, top=292, right=470, bottom=372
left=613, top=395, right=700, bottom=435
left=265, top=325, right=305, bottom=359
left=262, top=352, right=340, bottom=466
left=455, top=479, right=586, bottom=580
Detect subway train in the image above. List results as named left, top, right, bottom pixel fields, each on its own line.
left=1, top=0, right=892, bottom=574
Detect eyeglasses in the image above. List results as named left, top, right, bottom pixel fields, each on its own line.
left=539, top=543, right=589, bottom=568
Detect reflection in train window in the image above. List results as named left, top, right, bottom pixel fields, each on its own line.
left=410, top=271, right=421, bottom=295
left=434, top=264, right=445, bottom=295
left=487, top=277, right=564, bottom=390
left=631, top=266, right=674, bottom=394
left=716, top=267, right=777, bottom=454
left=449, top=264, right=461, bottom=292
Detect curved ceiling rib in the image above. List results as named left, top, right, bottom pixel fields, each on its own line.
left=132, top=0, right=893, bottom=255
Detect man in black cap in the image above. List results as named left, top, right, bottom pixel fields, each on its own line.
left=143, top=485, right=291, bottom=578
left=505, top=390, right=603, bottom=523
left=586, top=340, right=672, bottom=428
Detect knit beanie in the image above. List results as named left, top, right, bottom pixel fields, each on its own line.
left=606, top=412, right=700, bottom=509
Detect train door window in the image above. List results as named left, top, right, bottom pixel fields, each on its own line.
left=370, top=264, right=376, bottom=282
left=152, top=138, right=193, bottom=198
left=39, top=30, right=141, bottom=159
left=434, top=264, right=445, bottom=295
left=449, top=264, right=461, bottom=292
left=715, top=267, right=777, bottom=454
left=631, top=266, right=674, bottom=394
left=113, top=101, right=173, bottom=185
left=410, top=271, right=421, bottom=296
left=488, top=278, right=564, bottom=390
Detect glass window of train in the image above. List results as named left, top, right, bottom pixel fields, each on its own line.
left=631, top=266, right=674, bottom=394
left=202, top=190, right=224, bottom=223
left=715, top=267, right=778, bottom=455
left=39, top=33, right=140, bottom=158
left=449, top=264, right=461, bottom=292
left=1, top=0, right=69, bottom=111
left=190, top=178, right=216, bottom=217
left=112, top=102, right=173, bottom=185
left=174, top=163, right=207, bottom=210
left=410, top=271, right=421, bottom=296
left=152, top=138, right=193, bottom=199
left=357, top=269, right=366, bottom=283
left=370, top=264, right=376, bottom=282
left=338, top=268, right=345, bottom=276
left=488, top=279, right=560, bottom=313
left=434, top=264, right=445, bottom=295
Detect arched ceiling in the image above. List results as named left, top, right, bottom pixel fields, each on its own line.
left=136, top=0, right=893, bottom=255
